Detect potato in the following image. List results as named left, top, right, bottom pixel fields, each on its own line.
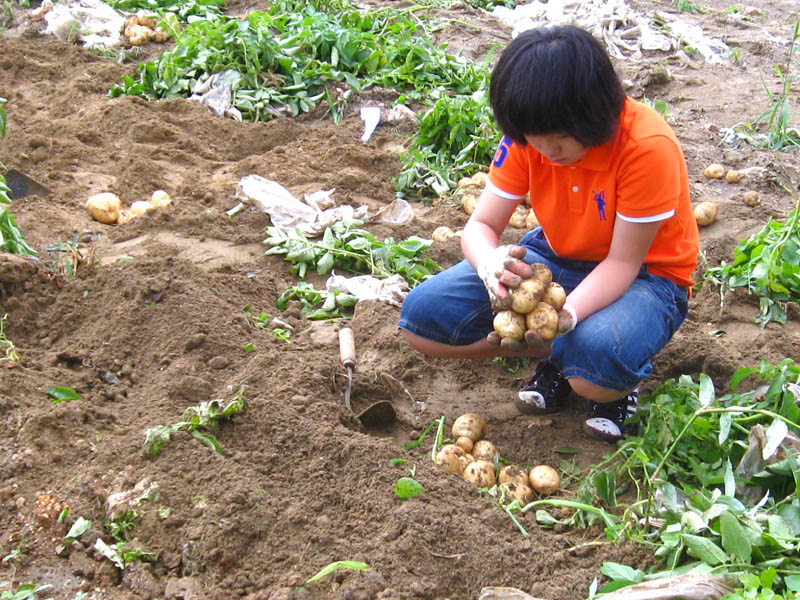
left=693, top=201, right=718, bottom=227
left=493, top=310, right=526, bottom=341
left=529, top=464, right=560, bottom=495
left=117, top=209, right=135, bottom=225
left=459, top=453, right=476, bottom=472
left=130, top=200, right=154, bottom=217
left=525, top=208, right=539, bottom=229
left=509, top=204, right=529, bottom=228
left=463, top=459, right=496, bottom=488
left=470, top=172, right=488, bottom=187
left=86, top=192, right=121, bottom=224
left=510, top=278, right=544, bottom=314
left=125, top=24, right=152, bottom=46
left=471, top=440, right=499, bottom=462
left=457, top=176, right=474, bottom=189
left=436, top=443, right=466, bottom=460
left=501, top=481, right=533, bottom=504
left=455, top=436, right=474, bottom=454
left=435, top=445, right=464, bottom=475
left=431, top=226, right=456, bottom=243
left=452, top=413, right=486, bottom=443
left=530, top=263, right=553, bottom=286
left=151, top=30, right=170, bottom=44
left=742, top=190, right=761, bottom=207
left=498, top=465, right=529, bottom=488
left=703, top=163, right=725, bottom=179
left=525, top=302, right=559, bottom=342
left=540, top=282, right=567, bottom=312
left=461, top=193, right=478, bottom=215
left=150, top=190, right=172, bottom=207
left=725, top=170, right=741, bottom=183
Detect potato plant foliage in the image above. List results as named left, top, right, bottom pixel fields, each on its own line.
left=704, top=196, right=800, bottom=326
left=523, top=360, right=800, bottom=593
left=264, top=219, right=441, bottom=286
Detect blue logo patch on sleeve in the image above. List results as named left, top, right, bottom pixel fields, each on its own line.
left=493, top=136, right=513, bottom=168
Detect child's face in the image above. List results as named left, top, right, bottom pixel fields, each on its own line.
left=524, top=133, right=588, bottom=165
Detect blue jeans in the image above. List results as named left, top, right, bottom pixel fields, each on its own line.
left=398, top=228, right=689, bottom=391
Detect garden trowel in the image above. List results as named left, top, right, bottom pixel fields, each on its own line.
left=4, top=169, right=53, bottom=199
left=338, top=327, right=395, bottom=425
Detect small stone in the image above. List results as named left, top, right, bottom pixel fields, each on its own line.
left=208, top=356, right=230, bottom=370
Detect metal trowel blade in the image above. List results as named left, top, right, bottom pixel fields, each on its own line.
left=4, top=169, right=53, bottom=199
left=357, top=400, right=396, bottom=426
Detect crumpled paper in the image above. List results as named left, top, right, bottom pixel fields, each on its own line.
left=189, top=70, right=243, bottom=121
left=327, top=272, right=409, bottom=307
left=235, top=175, right=413, bottom=236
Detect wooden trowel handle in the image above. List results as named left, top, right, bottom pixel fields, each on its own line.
left=338, top=327, right=356, bottom=370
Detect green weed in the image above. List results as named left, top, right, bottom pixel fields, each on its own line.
left=0, top=314, right=18, bottom=362
left=143, top=386, right=246, bottom=457
left=673, top=0, right=707, bottom=13
left=704, top=195, right=800, bottom=327
left=265, top=218, right=441, bottom=285
left=732, top=18, right=800, bottom=150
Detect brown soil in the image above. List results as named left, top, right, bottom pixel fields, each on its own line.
left=1, top=1, right=799, bottom=599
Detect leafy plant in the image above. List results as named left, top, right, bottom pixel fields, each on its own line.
left=104, top=0, right=225, bottom=22
left=704, top=195, right=800, bottom=327
left=672, top=0, right=708, bottom=13
left=539, top=360, right=800, bottom=592
left=0, top=314, right=18, bottom=362
left=276, top=282, right=357, bottom=320
left=143, top=386, right=246, bottom=457
left=730, top=18, right=800, bottom=151
left=264, top=219, right=441, bottom=286
left=395, top=89, right=499, bottom=199
left=0, top=583, right=52, bottom=600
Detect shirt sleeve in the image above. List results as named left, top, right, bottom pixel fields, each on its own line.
left=487, top=136, right=531, bottom=198
left=616, top=134, right=684, bottom=221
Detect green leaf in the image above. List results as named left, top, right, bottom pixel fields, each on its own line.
left=306, top=560, right=368, bottom=584
left=600, top=562, right=645, bottom=584
left=394, top=477, right=424, bottom=499
left=535, top=509, right=558, bottom=527
left=47, top=386, right=83, bottom=403
left=777, top=504, right=800, bottom=535
left=698, top=373, right=715, bottom=407
left=593, top=471, right=616, bottom=507
left=763, top=418, right=788, bottom=460
left=683, top=534, right=728, bottom=565
left=65, top=516, right=92, bottom=541
left=720, top=510, right=752, bottom=562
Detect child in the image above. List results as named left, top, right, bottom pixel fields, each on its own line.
left=398, top=25, right=699, bottom=442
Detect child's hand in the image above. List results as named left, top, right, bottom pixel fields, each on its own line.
left=476, top=245, right=532, bottom=309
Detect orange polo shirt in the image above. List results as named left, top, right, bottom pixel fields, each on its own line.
left=488, top=97, right=699, bottom=288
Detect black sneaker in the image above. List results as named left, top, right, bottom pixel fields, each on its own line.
left=515, top=361, right=571, bottom=414
left=583, top=390, right=639, bottom=442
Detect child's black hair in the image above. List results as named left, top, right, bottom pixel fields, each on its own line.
left=490, top=25, right=626, bottom=148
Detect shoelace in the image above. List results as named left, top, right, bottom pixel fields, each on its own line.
left=589, top=394, right=637, bottom=422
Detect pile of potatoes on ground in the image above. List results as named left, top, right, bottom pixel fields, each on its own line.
left=85, top=190, right=172, bottom=225
left=435, top=413, right=560, bottom=505
left=493, top=263, right=566, bottom=344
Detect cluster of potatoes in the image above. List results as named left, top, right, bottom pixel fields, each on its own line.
left=86, top=190, right=172, bottom=225
left=457, top=172, right=539, bottom=230
left=493, top=263, right=566, bottom=343
left=122, top=14, right=171, bottom=46
left=435, top=413, right=561, bottom=504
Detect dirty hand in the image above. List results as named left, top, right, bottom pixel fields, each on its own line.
left=486, top=303, right=578, bottom=355
left=476, top=245, right=533, bottom=310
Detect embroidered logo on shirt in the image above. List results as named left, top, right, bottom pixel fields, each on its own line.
left=593, top=191, right=607, bottom=221
left=493, top=136, right=513, bottom=167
